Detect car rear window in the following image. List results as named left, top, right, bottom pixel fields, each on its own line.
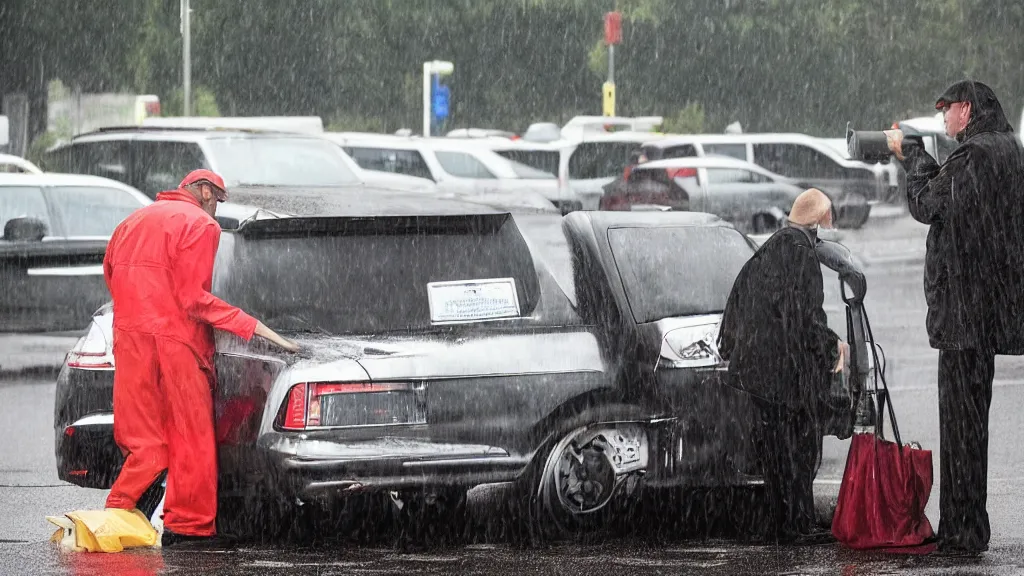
left=568, top=142, right=638, bottom=180
left=506, top=159, right=556, bottom=180
left=216, top=216, right=542, bottom=334
left=206, top=137, right=360, bottom=187
left=494, top=150, right=560, bottom=177
left=608, top=226, right=753, bottom=323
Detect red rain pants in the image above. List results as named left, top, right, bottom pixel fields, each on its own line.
left=104, top=330, right=218, bottom=537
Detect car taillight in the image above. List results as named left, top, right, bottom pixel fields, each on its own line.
left=66, top=322, right=114, bottom=370
left=666, top=167, right=697, bottom=179
left=279, top=382, right=415, bottom=430
left=281, top=383, right=308, bottom=430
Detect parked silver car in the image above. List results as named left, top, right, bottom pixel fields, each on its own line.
left=600, top=156, right=806, bottom=234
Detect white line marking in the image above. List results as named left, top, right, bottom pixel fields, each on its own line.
left=27, top=265, right=104, bottom=276
left=885, top=379, right=1024, bottom=393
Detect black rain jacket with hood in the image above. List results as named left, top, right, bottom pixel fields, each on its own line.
left=899, top=80, right=1024, bottom=353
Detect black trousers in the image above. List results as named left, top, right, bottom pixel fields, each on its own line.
left=752, top=400, right=822, bottom=542
left=937, top=349, right=994, bottom=552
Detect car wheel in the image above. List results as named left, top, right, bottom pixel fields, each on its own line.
left=835, top=194, right=871, bottom=229
left=518, top=405, right=650, bottom=544
left=836, top=205, right=871, bottom=229
left=751, top=214, right=777, bottom=235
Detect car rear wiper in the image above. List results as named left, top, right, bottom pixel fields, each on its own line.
left=237, top=208, right=281, bottom=228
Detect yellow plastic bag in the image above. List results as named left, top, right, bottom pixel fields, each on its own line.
left=47, top=509, right=158, bottom=553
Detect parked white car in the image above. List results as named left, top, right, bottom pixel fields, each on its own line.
left=558, top=131, right=667, bottom=210
left=0, top=153, right=43, bottom=174
left=326, top=133, right=570, bottom=214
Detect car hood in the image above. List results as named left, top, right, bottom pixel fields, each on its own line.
left=217, top=330, right=604, bottom=381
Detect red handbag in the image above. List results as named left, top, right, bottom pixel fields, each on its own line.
left=831, top=312, right=935, bottom=550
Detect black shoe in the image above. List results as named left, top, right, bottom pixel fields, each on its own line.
left=935, top=543, right=987, bottom=558
left=161, top=529, right=236, bottom=549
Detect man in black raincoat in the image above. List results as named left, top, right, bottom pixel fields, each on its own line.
left=718, top=188, right=847, bottom=543
left=889, top=80, right=1024, bottom=555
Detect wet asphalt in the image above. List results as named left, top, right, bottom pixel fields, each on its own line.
left=2, top=213, right=1023, bottom=575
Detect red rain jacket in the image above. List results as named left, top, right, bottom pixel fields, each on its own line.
left=103, top=190, right=257, bottom=366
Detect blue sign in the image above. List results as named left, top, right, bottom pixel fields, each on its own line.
left=432, top=76, right=450, bottom=120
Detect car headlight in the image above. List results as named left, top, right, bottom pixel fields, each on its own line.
left=659, top=322, right=722, bottom=368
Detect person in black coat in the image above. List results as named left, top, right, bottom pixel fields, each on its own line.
left=718, top=188, right=847, bottom=544
left=888, top=80, right=1024, bottom=555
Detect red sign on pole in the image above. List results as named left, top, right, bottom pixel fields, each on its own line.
left=604, top=11, right=622, bottom=45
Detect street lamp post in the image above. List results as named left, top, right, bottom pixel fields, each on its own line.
left=422, top=60, right=454, bottom=137
left=180, top=0, right=192, bottom=117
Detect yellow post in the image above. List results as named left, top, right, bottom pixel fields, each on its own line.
left=603, top=82, right=616, bottom=117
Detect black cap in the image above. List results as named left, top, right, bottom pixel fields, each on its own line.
left=935, top=80, right=997, bottom=110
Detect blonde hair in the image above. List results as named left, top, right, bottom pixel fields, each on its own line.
left=788, top=188, right=832, bottom=227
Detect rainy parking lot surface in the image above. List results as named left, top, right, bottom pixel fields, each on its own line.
left=3, top=215, right=1024, bottom=575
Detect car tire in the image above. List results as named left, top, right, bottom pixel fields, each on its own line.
left=751, top=214, right=777, bottom=235
left=516, top=403, right=649, bottom=544
left=834, top=194, right=871, bottom=229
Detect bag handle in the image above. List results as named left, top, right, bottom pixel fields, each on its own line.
left=861, top=307, right=903, bottom=448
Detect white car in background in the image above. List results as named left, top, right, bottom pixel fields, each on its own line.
left=470, top=131, right=670, bottom=212
left=326, top=133, right=570, bottom=214
left=557, top=131, right=667, bottom=210
left=0, top=153, right=43, bottom=174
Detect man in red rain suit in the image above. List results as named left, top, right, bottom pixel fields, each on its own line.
left=102, top=169, right=298, bottom=547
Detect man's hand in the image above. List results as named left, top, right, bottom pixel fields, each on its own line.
left=884, top=129, right=906, bottom=161
left=834, top=340, right=850, bottom=373
left=254, top=321, right=301, bottom=353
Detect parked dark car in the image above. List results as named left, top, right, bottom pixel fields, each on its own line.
left=1, top=174, right=148, bottom=333
left=55, top=193, right=869, bottom=540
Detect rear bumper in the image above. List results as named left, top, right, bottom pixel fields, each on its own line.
left=56, top=413, right=121, bottom=489
left=261, top=433, right=532, bottom=499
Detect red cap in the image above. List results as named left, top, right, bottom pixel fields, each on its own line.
left=179, top=169, right=228, bottom=202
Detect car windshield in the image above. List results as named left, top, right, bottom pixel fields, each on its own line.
left=215, top=216, right=543, bottom=335
left=608, top=226, right=754, bottom=323
left=205, top=137, right=360, bottom=187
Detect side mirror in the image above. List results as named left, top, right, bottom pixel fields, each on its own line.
left=3, top=217, right=48, bottom=242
